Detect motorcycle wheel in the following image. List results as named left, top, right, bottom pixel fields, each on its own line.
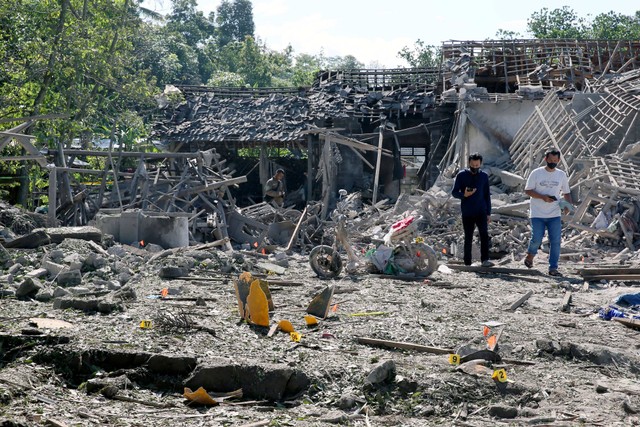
left=309, top=245, right=343, bottom=278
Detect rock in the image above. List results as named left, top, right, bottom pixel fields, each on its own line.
left=419, top=406, right=436, bottom=416
left=7, top=263, right=22, bottom=275
left=195, top=297, right=206, bottom=306
left=488, top=405, right=518, bottom=418
left=84, top=253, right=107, bottom=270
left=595, top=384, right=609, bottom=393
left=63, top=253, right=84, bottom=271
left=25, top=268, right=48, bottom=279
left=184, top=361, right=309, bottom=401
left=145, top=243, right=164, bottom=253
left=49, top=250, right=65, bottom=262
left=107, top=246, right=127, bottom=257
left=15, top=277, right=42, bottom=298
left=107, top=280, right=122, bottom=291
left=86, top=375, right=133, bottom=394
left=395, top=375, right=418, bottom=394
left=147, top=354, right=197, bottom=375
left=56, top=270, right=82, bottom=287
left=113, top=261, right=133, bottom=275
left=67, top=287, right=91, bottom=295
left=159, top=266, right=189, bottom=279
left=53, top=287, right=71, bottom=298
left=365, top=360, right=396, bottom=386
left=113, top=285, right=136, bottom=301
left=0, top=289, right=16, bottom=298
left=53, top=298, right=121, bottom=314
left=14, top=256, right=29, bottom=266
left=0, top=274, right=14, bottom=284
left=117, top=272, right=132, bottom=285
left=623, top=400, right=639, bottom=414
left=337, top=393, right=358, bottom=410
left=42, top=260, right=66, bottom=276
left=35, top=290, right=53, bottom=302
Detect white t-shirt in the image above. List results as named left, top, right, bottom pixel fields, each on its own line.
left=525, top=167, right=570, bottom=218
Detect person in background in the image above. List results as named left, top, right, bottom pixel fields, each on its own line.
left=264, top=168, right=285, bottom=208
left=523, top=148, right=572, bottom=277
left=451, top=153, right=494, bottom=267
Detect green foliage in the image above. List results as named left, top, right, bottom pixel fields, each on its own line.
left=588, top=11, right=640, bottom=39
left=526, top=7, right=640, bottom=40
left=397, top=39, right=440, bottom=68
left=527, top=6, right=589, bottom=39
left=495, top=29, right=523, bottom=40
left=216, top=0, right=255, bottom=46
left=207, top=71, right=246, bottom=87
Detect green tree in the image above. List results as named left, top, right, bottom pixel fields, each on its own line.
left=527, top=6, right=588, bottom=39
left=291, top=53, right=320, bottom=86
left=588, top=11, right=640, bottom=39
left=0, top=0, right=157, bottom=206
left=166, top=0, right=215, bottom=46
left=216, top=0, right=255, bottom=47
left=397, top=39, right=440, bottom=68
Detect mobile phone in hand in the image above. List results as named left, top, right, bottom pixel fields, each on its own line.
left=548, top=195, right=557, bottom=201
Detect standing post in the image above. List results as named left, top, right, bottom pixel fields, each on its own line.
left=47, top=166, right=57, bottom=227
left=372, top=120, right=386, bottom=204
left=306, top=134, right=313, bottom=203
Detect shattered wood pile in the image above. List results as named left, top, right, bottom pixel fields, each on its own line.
left=41, top=147, right=245, bottom=236
left=441, top=39, right=640, bottom=93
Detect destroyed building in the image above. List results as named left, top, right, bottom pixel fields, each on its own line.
left=1, top=38, right=640, bottom=250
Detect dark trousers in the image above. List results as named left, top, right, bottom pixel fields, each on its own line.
left=462, top=215, right=489, bottom=265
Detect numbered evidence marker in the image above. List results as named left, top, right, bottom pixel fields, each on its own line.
left=448, top=353, right=461, bottom=366
left=290, top=331, right=302, bottom=342
left=492, top=368, right=508, bottom=383
left=139, top=320, right=152, bottom=329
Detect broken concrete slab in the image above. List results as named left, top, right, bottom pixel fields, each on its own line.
left=52, top=297, right=122, bottom=314
left=365, top=360, right=396, bottom=386
left=183, top=361, right=309, bottom=401
left=15, top=277, right=42, bottom=299
left=56, top=269, right=82, bottom=287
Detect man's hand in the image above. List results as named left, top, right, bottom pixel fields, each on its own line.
left=463, top=188, right=476, bottom=197
left=542, top=195, right=556, bottom=203
left=487, top=215, right=492, bottom=224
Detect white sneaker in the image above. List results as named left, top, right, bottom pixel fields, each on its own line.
left=481, top=260, right=494, bottom=268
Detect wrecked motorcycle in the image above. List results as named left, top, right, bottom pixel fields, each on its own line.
left=309, top=192, right=438, bottom=279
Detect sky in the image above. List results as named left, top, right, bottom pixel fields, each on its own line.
left=142, top=0, right=639, bottom=68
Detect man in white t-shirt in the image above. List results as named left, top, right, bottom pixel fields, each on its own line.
left=523, top=148, right=572, bottom=276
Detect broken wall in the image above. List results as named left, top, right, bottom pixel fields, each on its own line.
left=457, top=101, right=540, bottom=166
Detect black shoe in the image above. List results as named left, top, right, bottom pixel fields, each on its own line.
left=524, top=258, right=533, bottom=268
left=549, top=269, right=562, bottom=277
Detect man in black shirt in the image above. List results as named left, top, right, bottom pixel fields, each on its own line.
left=451, top=153, right=493, bottom=267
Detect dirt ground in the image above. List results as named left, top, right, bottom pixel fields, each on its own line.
left=1, top=229, right=640, bottom=427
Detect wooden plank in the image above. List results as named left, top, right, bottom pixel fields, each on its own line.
left=48, top=166, right=58, bottom=227
left=372, top=123, right=385, bottom=204
left=577, top=268, right=640, bottom=276
left=613, top=317, right=640, bottom=331
left=561, top=291, right=572, bottom=312
left=506, top=290, right=533, bottom=312
left=355, top=337, right=453, bottom=355
left=581, top=274, right=640, bottom=281
left=448, top=264, right=544, bottom=276
left=285, top=206, right=307, bottom=251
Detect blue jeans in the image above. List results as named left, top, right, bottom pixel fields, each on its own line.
left=527, top=217, right=562, bottom=270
